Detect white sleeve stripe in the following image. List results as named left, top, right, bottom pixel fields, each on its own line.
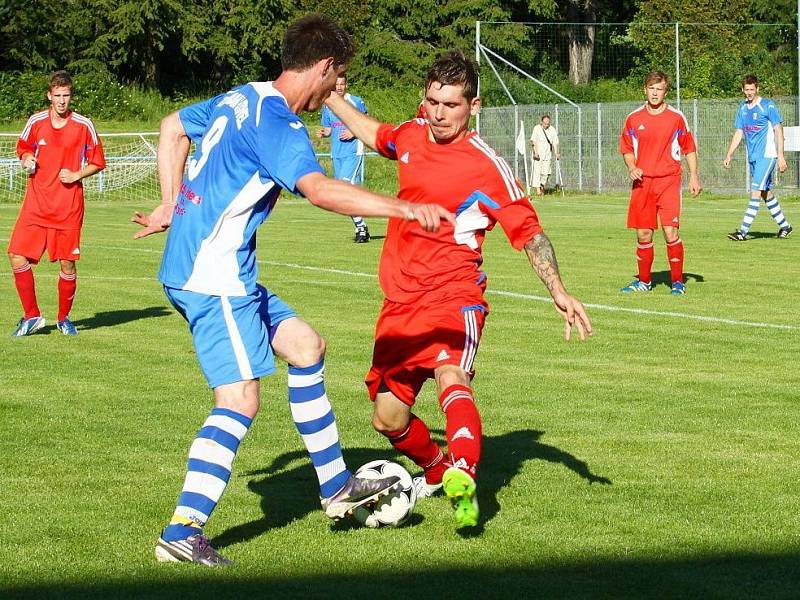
left=71, top=113, right=99, bottom=144
left=20, top=112, right=49, bottom=141
left=473, top=136, right=524, bottom=199
left=469, top=137, right=523, bottom=201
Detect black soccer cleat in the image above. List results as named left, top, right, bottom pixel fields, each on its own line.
left=727, top=230, right=748, bottom=241
left=354, top=226, right=370, bottom=243
left=321, top=473, right=400, bottom=520
left=778, top=225, right=793, bottom=239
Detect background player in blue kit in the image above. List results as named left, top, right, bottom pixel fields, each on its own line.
left=133, top=13, right=453, bottom=567
left=724, top=74, right=793, bottom=240
left=317, top=74, right=371, bottom=242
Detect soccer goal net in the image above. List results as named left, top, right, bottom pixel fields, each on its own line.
left=0, top=132, right=160, bottom=204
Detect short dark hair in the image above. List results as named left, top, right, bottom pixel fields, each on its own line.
left=49, top=70, right=72, bottom=90
left=281, top=14, right=354, bottom=71
left=644, top=70, right=670, bottom=88
left=541, top=114, right=551, bottom=121
left=426, top=50, right=479, bottom=101
left=742, top=74, right=759, bottom=87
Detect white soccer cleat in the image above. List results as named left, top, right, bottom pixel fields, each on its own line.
left=413, top=475, right=443, bottom=498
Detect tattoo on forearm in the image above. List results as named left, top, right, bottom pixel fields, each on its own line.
left=525, top=232, right=562, bottom=293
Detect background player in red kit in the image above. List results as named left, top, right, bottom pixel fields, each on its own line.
left=8, top=70, right=106, bottom=336
left=619, top=71, right=701, bottom=296
left=327, top=50, right=592, bottom=529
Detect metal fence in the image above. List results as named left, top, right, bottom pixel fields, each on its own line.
left=479, top=96, right=800, bottom=193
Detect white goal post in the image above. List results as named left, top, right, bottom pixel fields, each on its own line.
left=0, top=132, right=160, bottom=204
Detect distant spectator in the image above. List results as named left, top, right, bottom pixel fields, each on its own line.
left=530, top=114, right=560, bottom=195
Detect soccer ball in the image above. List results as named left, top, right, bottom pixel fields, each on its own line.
left=352, top=459, right=416, bottom=528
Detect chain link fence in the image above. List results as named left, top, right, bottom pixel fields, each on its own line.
left=480, top=96, right=800, bottom=193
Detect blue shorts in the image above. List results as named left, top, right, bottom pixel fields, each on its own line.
left=164, top=284, right=296, bottom=388
left=333, top=155, right=364, bottom=185
left=750, top=158, right=776, bottom=191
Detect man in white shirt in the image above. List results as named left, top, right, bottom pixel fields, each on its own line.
left=530, top=114, right=560, bottom=196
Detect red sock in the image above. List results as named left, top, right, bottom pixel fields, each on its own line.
left=439, top=385, right=482, bottom=478
left=12, top=262, right=40, bottom=319
left=384, top=414, right=447, bottom=484
left=636, top=242, right=654, bottom=284
left=58, top=271, right=77, bottom=321
left=666, top=238, right=684, bottom=284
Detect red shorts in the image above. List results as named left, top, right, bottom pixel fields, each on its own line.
left=365, top=298, right=487, bottom=406
left=7, top=222, right=81, bottom=263
left=627, top=175, right=682, bottom=229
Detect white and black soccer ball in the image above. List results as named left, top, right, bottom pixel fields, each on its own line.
left=352, top=459, right=416, bottom=528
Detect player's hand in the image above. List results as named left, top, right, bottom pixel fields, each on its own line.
left=778, top=156, right=788, bottom=173
left=628, top=167, right=644, bottom=181
left=59, top=169, right=81, bottom=184
left=315, top=128, right=326, bottom=139
left=132, top=203, right=174, bottom=239
left=689, top=173, right=702, bottom=197
left=551, top=290, right=593, bottom=342
left=723, top=156, right=732, bottom=169
left=404, top=203, right=456, bottom=232
left=339, top=129, right=355, bottom=141
left=21, top=155, right=36, bottom=173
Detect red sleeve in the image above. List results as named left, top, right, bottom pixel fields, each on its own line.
left=619, top=116, right=634, bottom=155
left=494, top=198, right=543, bottom=250
left=375, top=119, right=425, bottom=160
left=679, top=128, right=697, bottom=155
left=85, top=126, right=106, bottom=169
left=16, top=120, right=37, bottom=159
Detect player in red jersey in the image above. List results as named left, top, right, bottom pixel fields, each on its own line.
left=326, top=50, right=592, bottom=529
left=619, top=71, right=701, bottom=296
left=7, top=70, right=106, bottom=336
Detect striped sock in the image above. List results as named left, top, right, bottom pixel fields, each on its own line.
left=440, top=385, right=482, bottom=478
left=740, top=198, right=761, bottom=234
left=161, top=407, right=252, bottom=542
left=352, top=216, right=366, bottom=229
left=12, top=262, right=40, bottom=319
left=57, top=270, right=77, bottom=321
left=765, top=196, right=790, bottom=229
left=288, top=359, right=351, bottom=499
left=666, top=238, right=684, bottom=284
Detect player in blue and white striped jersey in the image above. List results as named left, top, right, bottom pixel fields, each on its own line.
left=724, top=74, right=793, bottom=240
left=133, top=13, right=453, bottom=567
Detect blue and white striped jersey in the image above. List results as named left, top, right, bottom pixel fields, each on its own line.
left=735, top=97, right=783, bottom=160
left=159, top=82, right=324, bottom=296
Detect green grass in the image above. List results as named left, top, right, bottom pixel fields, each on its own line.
left=1, top=192, right=799, bottom=598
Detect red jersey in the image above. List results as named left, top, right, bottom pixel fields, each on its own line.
left=16, top=110, right=106, bottom=229
left=619, top=104, right=696, bottom=178
left=375, top=119, right=543, bottom=305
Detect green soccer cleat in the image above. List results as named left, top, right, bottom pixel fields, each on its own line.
left=442, top=467, right=479, bottom=528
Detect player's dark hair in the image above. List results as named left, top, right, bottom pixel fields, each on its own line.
left=644, top=70, right=670, bottom=88
left=426, top=50, right=479, bottom=101
left=281, top=14, right=354, bottom=71
left=48, top=70, right=72, bottom=90
left=742, top=74, right=759, bottom=87
left=541, top=114, right=551, bottom=121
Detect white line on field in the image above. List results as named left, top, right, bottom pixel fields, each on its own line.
left=82, top=244, right=798, bottom=332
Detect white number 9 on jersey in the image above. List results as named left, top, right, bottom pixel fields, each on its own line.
left=188, top=115, right=229, bottom=181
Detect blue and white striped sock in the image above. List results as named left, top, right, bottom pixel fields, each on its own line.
left=766, top=196, right=790, bottom=229
left=288, top=359, right=351, bottom=499
left=352, top=216, right=366, bottom=229
left=740, top=198, right=761, bottom=234
left=161, top=407, right=252, bottom=542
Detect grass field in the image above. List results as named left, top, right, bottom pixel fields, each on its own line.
left=1, top=191, right=800, bottom=598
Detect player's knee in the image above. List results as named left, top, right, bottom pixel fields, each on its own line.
left=290, top=331, right=326, bottom=368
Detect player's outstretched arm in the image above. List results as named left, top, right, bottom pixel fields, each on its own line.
left=723, top=129, right=743, bottom=168
left=297, top=172, right=454, bottom=232
left=132, top=112, right=190, bottom=239
left=325, top=93, right=383, bottom=150
left=524, top=232, right=593, bottom=341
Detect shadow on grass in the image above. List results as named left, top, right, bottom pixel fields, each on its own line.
left=212, top=429, right=610, bottom=547
left=7, top=552, right=800, bottom=599
left=72, top=306, right=172, bottom=331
